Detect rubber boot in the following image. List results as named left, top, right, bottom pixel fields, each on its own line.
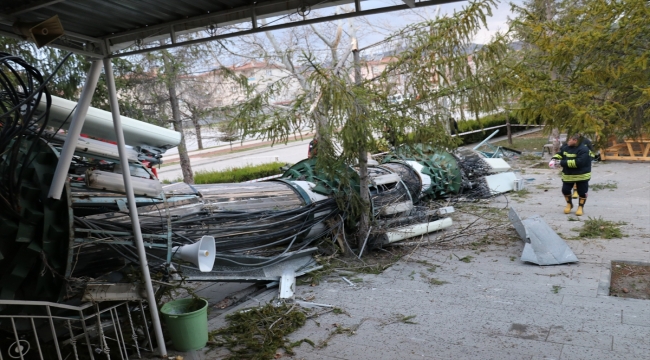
left=572, top=184, right=578, bottom=199
left=563, top=195, right=573, bottom=214
left=576, top=197, right=586, bottom=216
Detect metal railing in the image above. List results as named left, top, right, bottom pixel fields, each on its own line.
left=0, top=300, right=153, bottom=360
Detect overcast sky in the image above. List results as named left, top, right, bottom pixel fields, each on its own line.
left=358, top=0, right=524, bottom=46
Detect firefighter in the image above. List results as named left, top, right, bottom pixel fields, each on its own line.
left=567, top=134, right=597, bottom=198
left=551, top=133, right=592, bottom=216
left=308, top=138, right=318, bottom=159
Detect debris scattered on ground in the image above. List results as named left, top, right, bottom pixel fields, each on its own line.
left=279, top=269, right=296, bottom=299
left=509, top=207, right=579, bottom=265
left=208, top=302, right=309, bottom=359
left=380, top=314, right=418, bottom=326
left=573, top=217, right=627, bottom=239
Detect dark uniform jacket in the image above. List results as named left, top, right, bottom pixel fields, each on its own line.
left=552, top=142, right=592, bottom=182
left=579, top=137, right=596, bottom=159
left=562, top=137, right=596, bottom=159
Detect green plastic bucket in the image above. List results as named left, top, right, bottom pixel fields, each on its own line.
left=160, top=298, right=208, bottom=351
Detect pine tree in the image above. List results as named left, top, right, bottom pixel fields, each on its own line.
left=509, top=0, right=650, bottom=143
left=224, top=0, right=511, bottom=245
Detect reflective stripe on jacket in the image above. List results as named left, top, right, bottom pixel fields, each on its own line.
left=552, top=142, right=591, bottom=182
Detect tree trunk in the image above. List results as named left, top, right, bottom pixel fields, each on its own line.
left=546, top=0, right=560, bottom=154
left=506, top=111, right=512, bottom=145
left=552, top=128, right=560, bottom=154
left=169, top=81, right=194, bottom=184
left=193, top=115, right=204, bottom=150
left=353, top=44, right=370, bottom=257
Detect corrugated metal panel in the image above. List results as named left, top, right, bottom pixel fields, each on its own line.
left=0, top=0, right=461, bottom=57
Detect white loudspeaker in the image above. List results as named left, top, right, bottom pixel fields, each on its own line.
left=171, top=236, right=216, bottom=272
left=13, top=15, right=65, bottom=48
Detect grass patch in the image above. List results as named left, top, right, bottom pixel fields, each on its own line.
left=428, top=278, right=449, bottom=286
left=512, top=189, right=530, bottom=198
left=399, top=315, right=418, bottom=324
left=454, top=254, right=474, bottom=263
left=493, top=135, right=548, bottom=152
left=381, top=313, right=419, bottom=326
left=332, top=308, right=345, bottom=315
left=573, top=217, right=627, bottom=239
left=318, top=322, right=360, bottom=348
left=209, top=302, right=308, bottom=359
left=590, top=181, right=618, bottom=191
left=518, top=153, right=543, bottom=161
left=166, top=162, right=287, bottom=184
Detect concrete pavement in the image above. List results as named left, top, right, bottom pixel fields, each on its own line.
left=161, top=129, right=650, bottom=359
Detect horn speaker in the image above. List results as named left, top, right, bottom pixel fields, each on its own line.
left=172, top=236, right=216, bottom=272
left=13, top=15, right=64, bottom=48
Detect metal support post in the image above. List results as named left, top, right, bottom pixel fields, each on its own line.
left=102, top=58, right=167, bottom=357
left=48, top=60, right=102, bottom=199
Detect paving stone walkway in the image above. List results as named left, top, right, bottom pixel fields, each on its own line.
left=181, top=156, right=649, bottom=360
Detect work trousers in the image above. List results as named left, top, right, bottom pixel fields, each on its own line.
left=562, top=181, right=589, bottom=198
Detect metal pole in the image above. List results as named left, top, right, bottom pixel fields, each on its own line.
left=102, top=58, right=167, bottom=357
left=352, top=33, right=370, bottom=257
left=48, top=60, right=102, bottom=199
left=472, top=129, right=500, bottom=151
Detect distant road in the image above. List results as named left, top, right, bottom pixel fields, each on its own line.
left=157, top=138, right=312, bottom=181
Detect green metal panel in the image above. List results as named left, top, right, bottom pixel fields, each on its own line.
left=382, top=144, right=463, bottom=198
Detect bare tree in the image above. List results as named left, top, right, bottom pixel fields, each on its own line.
left=224, top=0, right=511, bottom=249
left=180, top=76, right=220, bottom=150
left=130, top=39, right=217, bottom=184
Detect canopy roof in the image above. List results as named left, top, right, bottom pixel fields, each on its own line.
left=0, top=0, right=461, bottom=58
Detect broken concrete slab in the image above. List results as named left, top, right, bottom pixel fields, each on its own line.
left=509, top=207, right=579, bottom=265
left=485, top=172, right=517, bottom=194
left=483, top=158, right=512, bottom=173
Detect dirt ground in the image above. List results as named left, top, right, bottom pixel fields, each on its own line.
left=610, top=261, right=650, bottom=299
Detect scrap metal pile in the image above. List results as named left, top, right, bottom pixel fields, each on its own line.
left=0, top=54, right=520, bottom=311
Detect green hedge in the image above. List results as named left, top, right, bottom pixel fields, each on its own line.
left=189, top=162, right=287, bottom=184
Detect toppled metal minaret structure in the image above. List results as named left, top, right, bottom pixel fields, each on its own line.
left=0, top=54, right=515, bottom=358
left=1, top=92, right=516, bottom=305
left=509, top=208, right=579, bottom=265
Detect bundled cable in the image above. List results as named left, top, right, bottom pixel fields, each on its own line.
left=75, top=198, right=341, bottom=256
left=0, top=51, right=71, bottom=216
